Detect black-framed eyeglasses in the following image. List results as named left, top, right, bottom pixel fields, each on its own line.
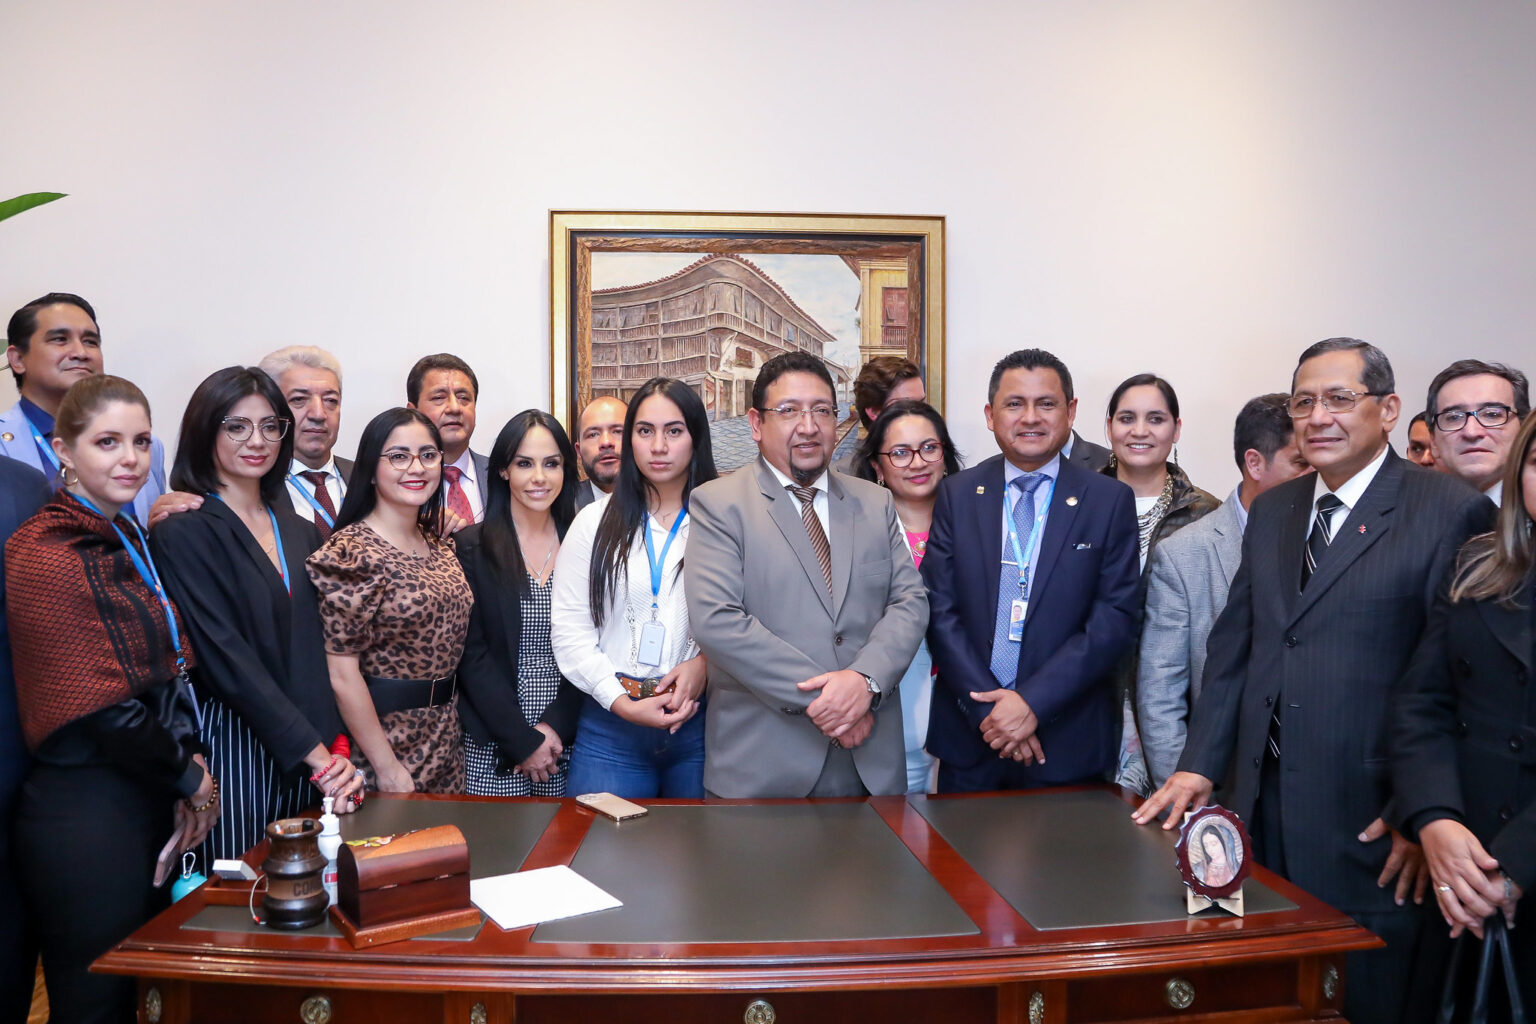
left=757, top=404, right=838, bottom=424
left=1286, top=390, right=1387, bottom=418
left=1431, top=404, right=1514, bottom=432
left=379, top=448, right=443, bottom=470
left=879, top=441, right=945, bottom=468
left=220, top=416, right=290, bottom=443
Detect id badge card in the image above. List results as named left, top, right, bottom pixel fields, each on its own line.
left=637, top=619, right=667, bottom=667
left=1008, top=598, right=1027, bottom=641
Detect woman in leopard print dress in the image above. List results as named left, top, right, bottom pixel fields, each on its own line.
left=306, top=408, right=473, bottom=794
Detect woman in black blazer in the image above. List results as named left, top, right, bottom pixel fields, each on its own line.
left=1392, top=411, right=1535, bottom=1008
left=455, top=410, right=583, bottom=796
left=151, top=367, right=364, bottom=860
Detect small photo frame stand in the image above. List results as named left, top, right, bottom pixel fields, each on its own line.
left=1176, top=805, right=1252, bottom=918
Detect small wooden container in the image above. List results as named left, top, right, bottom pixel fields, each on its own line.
left=336, top=825, right=472, bottom=932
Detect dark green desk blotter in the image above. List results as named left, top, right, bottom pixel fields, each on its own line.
left=913, top=790, right=1296, bottom=930
left=532, top=803, right=978, bottom=945
left=180, top=798, right=556, bottom=938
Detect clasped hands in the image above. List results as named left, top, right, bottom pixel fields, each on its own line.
left=797, top=669, right=875, bottom=748
left=1418, top=818, right=1523, bottom=939
left=969, top=687, right=1046, bottom=764
left=611, top=654, right=707, bottom=734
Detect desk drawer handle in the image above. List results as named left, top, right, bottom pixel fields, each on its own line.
left=300, top=994, right=333, bottom=1023
left=1165, top=977, right=1195, bottom=1010
left=744, top=998, right=776, bottom=1024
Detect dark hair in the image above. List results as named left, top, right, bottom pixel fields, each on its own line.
left=7, top=292, right=98, bottom=390
left=589, top=378, right=718, bottom=629
left=988, top=349, right=1073, bottom=404
left=852, top=357, right=921, bottom=429
left=482, top=410, right=580, bottom=595
left=170, top=366, right=294, bottom=507
left=1106, top=374, right=1180, bottom=420
left=406, top=353, right=479, bottom=405
left=1425, top=358, right=1531, bottom=425
left=1232, top=393, right=1294, bottom=470
left=852, top=399, right=963, bottom=481
left=752, top=351, right=835, bottom=412
left=332, top=408, right=445, bottom=539
left=1291, top=337, right=1395, bottom=395
left=1409, top=411, right=1428, bottom=430
left=54, top=374, right=148, bottom=446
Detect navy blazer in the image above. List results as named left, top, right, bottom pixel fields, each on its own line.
left=922, top=453, right=1140, bottom=780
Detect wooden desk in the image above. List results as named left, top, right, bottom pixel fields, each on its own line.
left=96, top=787, right=1377, bottom=1023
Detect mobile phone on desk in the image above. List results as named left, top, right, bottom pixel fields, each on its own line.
left=576, top=792, right=649, bottom=822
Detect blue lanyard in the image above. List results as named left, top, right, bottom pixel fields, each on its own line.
left=26, top=419, right=61, bottom=473
left=1004, top=477, right=1055, bottom=601
left=71, top=491, right=186, bottom=675
left=210, top=494, right=291, bottom=594
left=642, top=507, right=688, bottom=617
left=286, top=472, right=335, bottom=527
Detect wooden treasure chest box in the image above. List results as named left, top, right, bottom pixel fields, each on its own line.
left=335, top=824, right=473, bottom=940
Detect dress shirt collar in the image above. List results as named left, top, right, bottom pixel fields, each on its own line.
left=761, top=456, right=829, bottom=497
left=1226, top=484, right=1248, bottom=534
left=1002, top=452, right=1061, bottom=492
left=1060, top=432, right=1076, bottom=460
left=1312, top=443, right=1388, bottom=513
left=449, top=448, right=477, bottom=483
left=289, top=456, right=341, bottom=482
left=17, top=396, right=54, bottom=436
left=1486, top=479, right=1503, bottom=507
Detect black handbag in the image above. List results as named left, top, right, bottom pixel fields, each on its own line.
left=1437, top=915, right=1528, bottom=1024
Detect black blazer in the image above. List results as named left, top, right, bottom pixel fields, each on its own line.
left=149, top=500, right=340, bottom=773
left=0, top=462, right=50, bottom=803
left=1391, top=582, right=1535, bottom=892
left=453, top=524, right=582, bottom=764
left=923, top=453, right=1140, bottom=780
left=1181, top=450, right=1495, bottom=913
left=1066, top=431, right=1112, bottom=472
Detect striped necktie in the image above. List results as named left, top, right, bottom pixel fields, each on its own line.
left=1300, top=492, right=1344, bottom=591
left=788, top=484, right=832, bottom=595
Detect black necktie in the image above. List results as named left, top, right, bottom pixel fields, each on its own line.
left=1300, top=492, right=1344, bottom=591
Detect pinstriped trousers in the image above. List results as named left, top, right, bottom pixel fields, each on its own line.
left=199, top=697, right=313, bottom=862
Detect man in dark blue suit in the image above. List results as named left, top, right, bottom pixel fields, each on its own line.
left=0, top=459, right=50, bottom=1019
left=922, top=349, right=1140, bottom=792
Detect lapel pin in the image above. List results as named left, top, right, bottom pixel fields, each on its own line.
left=1066, top=496, right=1079, bottom=506
left=1358, top=524, right=1367, bottom=534
left=0, top=432, right=11, bottom=442
left=976, top=486, right=986, bottom=495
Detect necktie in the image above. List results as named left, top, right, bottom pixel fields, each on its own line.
left=989, top=473, right=1045, bottom=689
left=300, top=470, right=338, bottom=541
left=1300, top=492, right=1344, bottom=591
left=787, top=484, right=832, bottom=595
left=443, top=465, right=476, bottom=525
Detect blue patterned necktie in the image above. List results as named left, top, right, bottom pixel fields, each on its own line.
left=989, top=473, right=1045, bottom=688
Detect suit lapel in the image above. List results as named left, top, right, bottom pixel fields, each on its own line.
left=1273, top=479, right=1311, bottom=621
left=1288, top=454, right=1401, bottom=625
left=1212, top=502, right=1244, bottom=582
left=1477, top=600, right=1532, bottom=670
left=207, top=498, right=293, bottom=607
left=827, top=473, right=853, bottom=617
left=970, top=458, right=1008, bottom=610
left=756, top=460, right=833, bottom=617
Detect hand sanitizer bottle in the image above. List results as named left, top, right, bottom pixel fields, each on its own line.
left=317, top=797, right=342, bottom=907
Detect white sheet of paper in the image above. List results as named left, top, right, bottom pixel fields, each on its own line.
left=470, top=865, right=622, bottom=931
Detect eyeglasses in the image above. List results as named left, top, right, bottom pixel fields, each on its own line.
left=1431, top=404, right=1514, bottom=432
left=220, top=417, right=291, bottom=443
left=879, top=441, right=946, bottom=468
left=1286, top=389, right=1387, bottom=418
left=379, top=448, right=443, bottom=470
left=758, top=404, right=838, bottom=424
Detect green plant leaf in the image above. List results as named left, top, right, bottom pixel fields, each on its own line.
left=0, top=192, right=67, bottom=224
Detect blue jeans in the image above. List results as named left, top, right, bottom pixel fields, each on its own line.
left=566, top=696, right=706, bottom=799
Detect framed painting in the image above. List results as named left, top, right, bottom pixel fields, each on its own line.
left=550, top=211, right=945, bottom=472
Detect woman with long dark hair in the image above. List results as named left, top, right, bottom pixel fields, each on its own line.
left=1100, top=374, right=1219, bottom=796
left=151, top=367, right=363, bottom=862
left=852, top=399, right=962, bottom=792
left=8, top=375, right=217, bottom=1021
left=551, top=378, right=717, bottom=798
left=455, top=410, right=584, bottom=796
left=1392, top=413, right=1534, bottom=1010
left=306, top=408, right=473, bottom=794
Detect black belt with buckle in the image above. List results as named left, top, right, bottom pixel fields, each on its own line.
left=365, top=672, right=458, bottom=715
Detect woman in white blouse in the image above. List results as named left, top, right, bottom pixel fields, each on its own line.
left=551, top=378, right=718, bottom=798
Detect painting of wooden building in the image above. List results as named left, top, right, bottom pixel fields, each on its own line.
left=589, top=253, right=851, bottom=420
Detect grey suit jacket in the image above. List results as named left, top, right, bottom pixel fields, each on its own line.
left=471, top=450, right=490, bottom=506
left=685, top=459, right=928, bottom=798
left=1136, top=494, right=1243, bottom=789
left=1065, top=430, right=1112, bottom=472
left=572, top=478, right=599, bottom=512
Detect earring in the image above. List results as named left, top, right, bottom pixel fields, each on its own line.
left=60, top=465, right=77, bottom=487
left=1172, top=445, right=1180, bottom=468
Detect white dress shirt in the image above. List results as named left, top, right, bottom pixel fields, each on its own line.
left=446, top=448, right=485, bottom=523
left=761, top=458, right=831, bottom=542
left=550, top=495, right=699, bottom=711
left=1308, top=444, right=1389, bottom=539
left=283, top=457, right=347, bottom=522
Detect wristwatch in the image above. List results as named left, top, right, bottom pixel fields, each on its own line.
left=859, top=672, right=882, bottom=711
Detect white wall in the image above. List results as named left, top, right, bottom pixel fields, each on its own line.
left=3, top=0, right=1533, bottom=490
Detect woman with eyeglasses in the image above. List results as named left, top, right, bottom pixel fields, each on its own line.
left=455, top=411, right=584, bottom=796
left=852, top=399, right=963, bottom=793
left=1101, top=375, right=1219, bottom=796
left=306, top=408, right=473, bottom=794
left=551, top=378, right=717, bottom=799
left=150, top=367, right=364, bottom=862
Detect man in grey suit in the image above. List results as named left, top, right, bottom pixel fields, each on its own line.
left=1136, top=339, right=1495, bottom=1024
left=1137, top=394, right=1310, bottom=788
left=686, top=352, right=928, bottom=798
